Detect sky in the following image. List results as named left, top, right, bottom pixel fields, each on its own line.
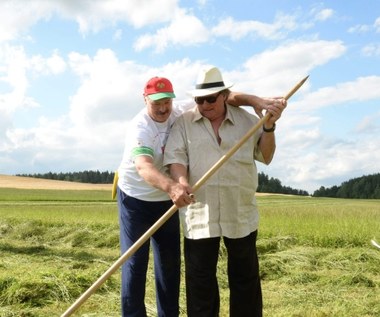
left=0, top=0, right=379, bottom=194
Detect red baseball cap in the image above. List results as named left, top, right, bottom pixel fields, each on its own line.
left=143, top=77, right=176, bottom=101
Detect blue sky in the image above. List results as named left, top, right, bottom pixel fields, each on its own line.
left=0, top=0, right=379, bottom=193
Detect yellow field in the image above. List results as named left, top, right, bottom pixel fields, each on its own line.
left=0, top=174, right=112, bottom=190
left=0, top=174, right=276, bottom=195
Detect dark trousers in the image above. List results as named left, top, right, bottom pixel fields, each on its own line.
left=118, top=188, right=180, bottom=317
left=184, top=231, right=262, bottom=317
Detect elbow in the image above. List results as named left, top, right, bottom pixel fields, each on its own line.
left=261, top=153, right=273, bottom=165
left=262, top=148, right=275, bottom=165
left=264, top=156, right=273, bottom=165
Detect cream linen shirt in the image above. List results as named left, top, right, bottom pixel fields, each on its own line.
left=164, top=105, right=266, bottom=239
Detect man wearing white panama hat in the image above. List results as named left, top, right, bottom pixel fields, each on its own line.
left=164, top=66, right=287, bottom=316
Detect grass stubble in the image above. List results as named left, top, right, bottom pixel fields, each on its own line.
left=0, top=189, right=379, bottom=316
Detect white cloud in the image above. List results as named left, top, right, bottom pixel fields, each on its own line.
left=134, top=9, right=209, bottom=52
left=4, top=115, right=126, bottom=173
left=374, top=17, right=380, bottom=33
left=66, top=50, right=197, bottom=139
left=57, top=0, right=180, bottom=33
left=0, top=44, right=67, bottom=117
left=296, top=76, right=380, bottom=111
left=314, top=8, right=334, bottom=22
left=348, top=24, right=371, bottom=34
left=230, top=40, right=346, bottom=96
left=0, top=45, right=28, bottom=91
left=0, top=0, right=53, bottom=42
left=348, top=16, right=380, bottom=34
left=30, top=52, right=66, bottom=76
left=361, top=44, right=380, bottom=57
left=220, top=39, right=379, bottom=193
left=46, top=52, right=66, bottom=74
left=1, top=53, right=202, bottom=174
left=355, top=112, right=380, bottom=133
left=0, top=0, right=180, bottom=43
left=112, top=29, right=123, bottom=41
left=267, top=75, right=380, bottom=192
left=0, top=45, right=34, bottom=113
left=305, top=139, right=377, bottom=188
left=211, top=13, right=297, bottom=41
left=264, top=128, right=380, bottom=193
left=0, top=44, right=66, bottom=159
left=68, top=49, right=145, bottom=127
left=133, top=7, right=335, bottom=52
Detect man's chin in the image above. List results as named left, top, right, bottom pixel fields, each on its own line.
left=154, top=115, right=170, bottom=122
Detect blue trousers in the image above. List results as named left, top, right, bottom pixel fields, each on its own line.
left=117, top=188, right=180, bottom=317
left=184, top=231, right=262, bottom=317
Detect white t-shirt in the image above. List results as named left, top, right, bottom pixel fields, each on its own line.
left=117, top=100, right=195, bottom=201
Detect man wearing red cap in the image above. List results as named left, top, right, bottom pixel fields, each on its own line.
left=116, top=75, right=282, bottom=317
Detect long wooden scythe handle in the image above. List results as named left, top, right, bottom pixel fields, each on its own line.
left=61, top=75, right=309, bottom=317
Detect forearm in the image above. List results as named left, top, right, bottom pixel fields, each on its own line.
left=227, top=92, right=269, bottom=117
left=137, top=162, right=176, bottom=193
left=135, top=156, right=193, bottom=206
left=227, top=92, right=263, bottom=107
left=258, top=97, right=287, bottom=163
left=169, top=163, right=189, bottom=185
left=258, top=131, right=276, bottom=164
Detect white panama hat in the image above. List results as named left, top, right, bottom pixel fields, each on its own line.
left=188, top=66, right=234, bottom=97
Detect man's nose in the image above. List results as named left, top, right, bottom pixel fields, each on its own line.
left=158, top=105, right=167, bottom=112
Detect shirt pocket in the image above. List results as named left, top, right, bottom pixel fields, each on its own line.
left=188, top=138, right=218, bottom=173
left=233, top=141, right=254, bottom=165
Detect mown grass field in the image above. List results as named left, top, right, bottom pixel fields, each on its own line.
left=0, top=187, right=379, bottom=316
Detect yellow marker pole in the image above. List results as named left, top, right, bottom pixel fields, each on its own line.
left=111, top=171, right=118, bottom=200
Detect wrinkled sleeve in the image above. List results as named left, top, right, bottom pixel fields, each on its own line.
left=252, top=121, right=266, bottom=164
left=254, top=139, right=266, bottom=164
left=163, top=115, right=189, bottom=167
left=128, top=121, right=155, bottom=161
left=173, top=99, right=196, bottom=114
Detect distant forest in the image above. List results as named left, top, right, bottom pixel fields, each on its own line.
left=257, top=172, right=309, bottom=196
left=17, top=170, right=115, bottom=185
left=313, top=173, right=380, bottom=199
left=17, top=170, right=310, bottom=196
left=16, top=171, right=380, bottom=199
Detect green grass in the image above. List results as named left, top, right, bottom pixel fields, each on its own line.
left=0, top=189, right=379, bottom=316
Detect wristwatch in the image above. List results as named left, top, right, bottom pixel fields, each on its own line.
left=263, top=123, right=276, bottom=133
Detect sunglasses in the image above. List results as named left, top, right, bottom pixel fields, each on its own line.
left=194, top=92, right=221, bottom=105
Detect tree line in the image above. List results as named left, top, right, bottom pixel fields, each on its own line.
left=17, top=170, right=115, bottom=184
left=312, top=173, right=380, bottom=199
left=16, top=171, right=380, bottom=198
left=257, top=172, right=309, bottom=196
left=17, top=170, right=310, bottom=196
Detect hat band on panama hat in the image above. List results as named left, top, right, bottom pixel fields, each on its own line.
left=188, top=66, right=234, bottom=97
left=196, top=81, right=225, bottom=89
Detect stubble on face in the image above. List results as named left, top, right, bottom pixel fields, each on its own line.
left=198, top=93, right=226, bottom=122
left=146, top=97, right=173, bottom=122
